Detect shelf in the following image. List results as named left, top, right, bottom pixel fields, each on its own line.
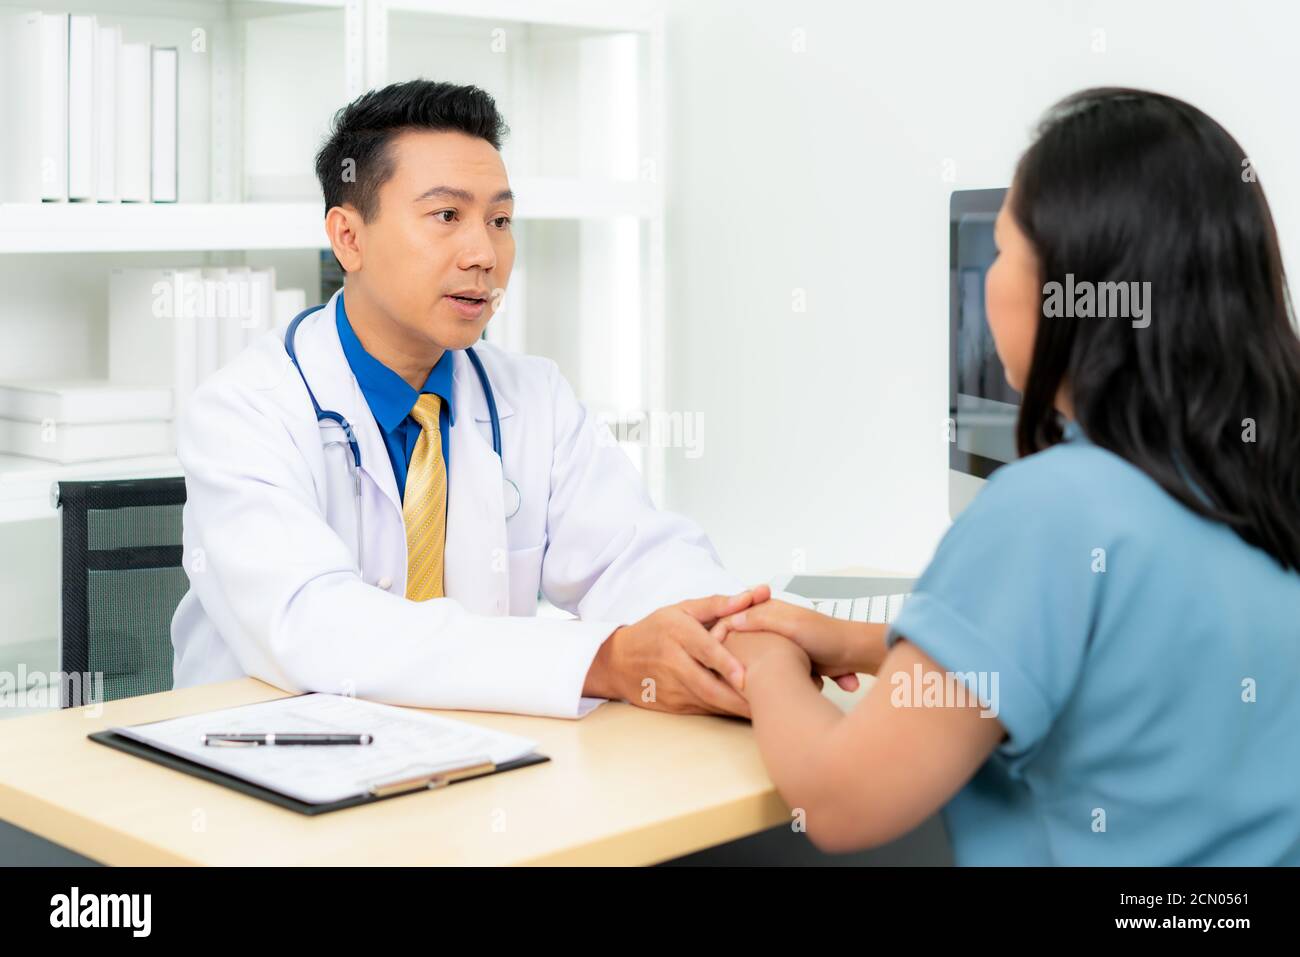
left=0, top=1, right=349, bottom=19
left=0, top=203, right=328, bottom=254
left=233, top=0, right=348, bottom=14
left=511, top=177, right=659, bottom=220
left=0, top=453, right=182, bottom=524
left=382, top=0, right=660, bottom=32
left=0, top=179, right=657, bottom=253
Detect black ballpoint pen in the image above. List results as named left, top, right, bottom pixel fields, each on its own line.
left=202, top=732, right=374, bottom=747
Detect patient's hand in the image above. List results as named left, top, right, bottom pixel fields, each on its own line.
left=712, top=600, right=890, bottom=691
left=723, top=631, right=818, bottom=691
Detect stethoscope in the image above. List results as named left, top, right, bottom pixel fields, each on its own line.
left=284, top=303, right=523, bottom=571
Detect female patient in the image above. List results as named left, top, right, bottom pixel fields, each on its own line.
left=715, top=88, right=1300, bottom=865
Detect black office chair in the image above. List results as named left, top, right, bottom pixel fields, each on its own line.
left=53, top=478, right=188, bottom=708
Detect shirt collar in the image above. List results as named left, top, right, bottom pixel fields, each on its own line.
left=336, top=291, right=456, bottom=434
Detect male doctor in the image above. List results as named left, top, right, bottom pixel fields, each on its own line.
left=170, top=80, right=766, bottom=718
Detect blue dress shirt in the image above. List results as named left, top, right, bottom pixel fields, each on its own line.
left=335, top=293, right=454, bottom=502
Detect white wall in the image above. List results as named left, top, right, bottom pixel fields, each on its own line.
left=660, top=0, right=1300, bottom=582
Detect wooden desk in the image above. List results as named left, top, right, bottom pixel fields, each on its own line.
left=0, top=678, right=834, bottom=866
left=0, top=570, right=903, bottom=866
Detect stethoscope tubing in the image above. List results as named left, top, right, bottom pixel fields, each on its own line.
left=283, top=305, right=523, bottom=575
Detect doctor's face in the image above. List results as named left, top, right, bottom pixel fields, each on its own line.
left=353, top=130, right=516, bottom=351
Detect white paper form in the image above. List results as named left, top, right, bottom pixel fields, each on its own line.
left=111, top=694, right=539, bottom=805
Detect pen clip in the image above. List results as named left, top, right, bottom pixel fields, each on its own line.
left=364, top=755, right=496, bottom=798
left=203, top=735, right=259, bottom=747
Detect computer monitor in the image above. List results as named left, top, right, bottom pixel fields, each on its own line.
left=949, top=187, right=1017, bottom=518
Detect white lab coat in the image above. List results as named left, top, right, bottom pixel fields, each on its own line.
left=170, top=288, right=742, bottom=717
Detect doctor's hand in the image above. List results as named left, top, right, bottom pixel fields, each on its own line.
left=710, top=600, right=891, bottom=693
left=583, top=589, right=768, bottom=718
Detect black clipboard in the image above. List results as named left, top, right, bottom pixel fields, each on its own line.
left=87, top=729, right=550, bottom=817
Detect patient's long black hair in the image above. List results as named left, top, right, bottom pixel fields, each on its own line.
left=1011, top=87, right=1300, bottom=572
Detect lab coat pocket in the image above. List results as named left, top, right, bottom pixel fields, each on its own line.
left=507, top=544, right=545, bottom=616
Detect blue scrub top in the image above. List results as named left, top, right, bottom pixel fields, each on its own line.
left=335, top=293, right=454, bottom=502
left=887, top=421, right=1300, bottom=865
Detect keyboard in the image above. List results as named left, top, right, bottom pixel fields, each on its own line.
left=810, top=592, right=911, bottom=624
left=771, top=578, right=916, bottom=625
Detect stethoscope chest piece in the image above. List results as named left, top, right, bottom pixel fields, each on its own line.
left=503, top=477, right=522, bottom=520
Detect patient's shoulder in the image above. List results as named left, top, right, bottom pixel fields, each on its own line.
left=974, top=434, right=1182, bottom=541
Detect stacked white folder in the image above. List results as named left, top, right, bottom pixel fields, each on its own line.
left=0, top=11, right=177, bottom=203
left=0, top=269, right=308, bottom=466
left=109, top=267, right=307, bottom=415
left=0, top=380, right=174, bottom=464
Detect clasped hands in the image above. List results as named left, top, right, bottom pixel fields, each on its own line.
left=584, top=584, right=889, bottom=718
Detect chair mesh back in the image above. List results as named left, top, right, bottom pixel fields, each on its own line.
left=57, top=479, right=188, bottom=707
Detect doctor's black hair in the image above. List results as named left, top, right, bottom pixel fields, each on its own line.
left=313, top=79, right=509, bottom=223
left=1010, top=87, right=1300, bottom=571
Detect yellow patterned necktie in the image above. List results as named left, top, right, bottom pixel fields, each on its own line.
left=403, top=394, right=447, bottom=601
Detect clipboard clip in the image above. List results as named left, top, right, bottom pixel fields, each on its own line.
left=364, top=755, right=496, bottom=798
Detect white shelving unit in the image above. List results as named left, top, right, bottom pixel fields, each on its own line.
left=0, top=0, right=667, bottom=660
left=0, top=0, right=361, bottom=539
left=0, top=201, right=326, bottom=252
left=0, top=176, right=660, bottom=252
left=0, top=452, right=183, bottom=524
left=368, top=0, right=668, bottom=497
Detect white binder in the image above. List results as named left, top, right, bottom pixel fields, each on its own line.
left=95, top=25, right=121, bottom=202
left=150, top=46, right=178, bottom=202
left=67, top=13, right=98, bottom=202
left=0, top=12, right=68, bottom=202
left=108, top=267, right=201, bottom=413
left=116, top=42, right=151, bottom=203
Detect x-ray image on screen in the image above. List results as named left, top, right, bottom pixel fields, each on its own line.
left=950, top=196, right=1020, bottom=475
